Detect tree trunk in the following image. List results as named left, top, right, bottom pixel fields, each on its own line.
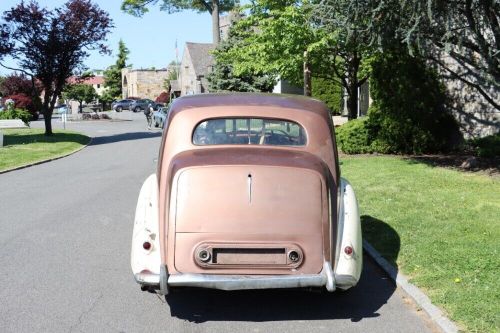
left=303, top=51, right=312, bottom=96
left=42, top=89, right=53, bottom=136
left=43, top=114, right=53, bottom=136
left=212, top=0, right=220, bottom=45
left=346, top=84, right=358, bottom=120
left=346, top=54, right=360, bottom=120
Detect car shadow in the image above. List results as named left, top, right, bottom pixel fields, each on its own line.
left=361, top=215, right=401, bottom=268
left=166, top=216, right=400, bottom=324
left=89, top=131, right=162, bottom=146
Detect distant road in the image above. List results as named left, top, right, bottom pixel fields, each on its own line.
left=0, top=112, right=437, bottom=332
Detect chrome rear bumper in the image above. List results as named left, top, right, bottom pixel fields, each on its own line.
left=134, top=272, right=160, bottom=286
left=134, top=262, right=336, bottom=292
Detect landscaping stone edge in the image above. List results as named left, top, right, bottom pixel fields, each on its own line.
left=363, top=240, right=459, bottom=333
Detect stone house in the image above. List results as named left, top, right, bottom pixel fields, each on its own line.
left=179, top=43, right=215, bottom=95
left=121, top=68, right=170, bottom=100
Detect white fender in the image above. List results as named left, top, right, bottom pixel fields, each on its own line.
left=131, top=174, right=161, bottom=281
left=334, top=177, right=363, bottom=289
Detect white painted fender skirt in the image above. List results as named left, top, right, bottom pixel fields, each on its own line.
left=333, top=177, right=363, bottom=290
left=131, top=174, right=161, bottom=285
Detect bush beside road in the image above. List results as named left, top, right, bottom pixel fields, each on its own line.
left=0, top=129, right=90, bottom=172
left=341, top=156, right=499, bottom=332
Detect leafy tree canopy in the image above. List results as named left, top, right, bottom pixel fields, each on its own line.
left=121, top=0, right=239, bottom=44
left=63, top=83, right=98, bottom=112
left=0, top=0, right=113, bottom=135
left=220, top=0, right=377, bottom=118
left=103, top=39, right=130, bottom=100
left=121, top=0, right=236, bottom=15
left=208, top=24, right=277, bottom=92
left=0, top=73, right=40, bottom=97
left=370, top=0, right=499, bottom=110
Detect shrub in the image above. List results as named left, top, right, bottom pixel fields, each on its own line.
left=155, top=92, right=169, bottom=104
left=367, top=51, right=461, bottom=154
left=470, top=133, right=500, bottom=158
left=312, top=77, right=343, bottom=115
left=2, top=94, right=40, bottom=120
left=335, top=118, right=375, bottom=154
left=0, top=106, right=32, bottom=125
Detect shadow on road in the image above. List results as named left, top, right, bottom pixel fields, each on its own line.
left=166, top=217, right=401, bottom=324
left=89, top=131, right=162, bottom=146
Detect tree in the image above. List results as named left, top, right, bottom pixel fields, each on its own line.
left=0, top=73, right=42, bottom=119
left=0, top=0, right=112, bottom=135
left=313, top=0, right=376, bottom=119
left=63, top=83, right=98, bottom=113
left=311, top=77, right=343, bottom=115
left=208, top=25, right=277, bottom=92
left=103, top=40, right=130, bottom=100
left=0, top=76, right=5, bottom=97
left=366, top=51, right=461, bottom=154
left=371, top=0, right=500, bottom=111
left=121, top=0, right=238, bottom=44
left=220, top=0, right=374, bottom=119
left=0, top=73, right=39, bottom=97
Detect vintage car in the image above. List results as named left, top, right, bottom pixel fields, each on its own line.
left=131, top=93, right=362, bottom=295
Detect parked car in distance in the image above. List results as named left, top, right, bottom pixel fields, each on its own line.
left=131, top=93, right=362, bottom=296
left=152, top=106, right=169, bottom=128
left=112, top=99, right=135, bottom=112
left=129, top=99, right=159, bottom=113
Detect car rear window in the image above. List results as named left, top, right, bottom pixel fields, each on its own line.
left=193, top=118, right=307, bottom=146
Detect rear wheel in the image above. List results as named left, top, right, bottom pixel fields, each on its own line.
left=134, top=106, right=141, bottom=113
left=154, top=119, right=159, bottom=128
left=116, top=106, right=122, bottom=112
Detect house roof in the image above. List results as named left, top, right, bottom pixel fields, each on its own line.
left=68, top=76, right=104, bottom=85
left=185, top=42, right=215, bottom=77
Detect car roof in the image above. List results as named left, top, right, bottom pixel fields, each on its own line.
left=169, top=93, right=331, bottom=123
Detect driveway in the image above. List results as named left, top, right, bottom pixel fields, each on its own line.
left=0, top=113, right=438, bottom=332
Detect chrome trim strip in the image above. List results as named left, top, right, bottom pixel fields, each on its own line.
left=167, top=261, right=336, bottom=291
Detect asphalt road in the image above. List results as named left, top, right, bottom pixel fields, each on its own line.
left=0, top=113, right=438, bottom=333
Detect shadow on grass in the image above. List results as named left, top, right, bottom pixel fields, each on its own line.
left=89, top=131, right=162, bottom=146
left=403, top=155, right=499, bottom=175
left=361, top=215, right=400, bottom=268
left=3, top=131, right=90, bottom=146
left=165, top=217, right=401, bottom=324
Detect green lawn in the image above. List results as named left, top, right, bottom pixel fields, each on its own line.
left=0, top=128, right=90, bottom=172
left=341, top=156, right=499, bottom=333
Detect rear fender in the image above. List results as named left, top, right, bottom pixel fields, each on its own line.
left=131, top=174, right=161, bottom=278
left=334, top=178, right=362, bottom=289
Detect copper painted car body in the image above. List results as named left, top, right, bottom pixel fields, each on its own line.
left=131, top=93, right=362, bottom=294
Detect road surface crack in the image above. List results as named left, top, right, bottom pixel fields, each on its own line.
left=68, top=292, right=104, bottom=333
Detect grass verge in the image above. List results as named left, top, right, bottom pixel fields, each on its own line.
left=341, top=156, right=499, bottom=333
left=0, top=128, right=90, bottom=172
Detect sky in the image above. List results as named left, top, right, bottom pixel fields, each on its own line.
left=0, top=0, right=214, bottom=75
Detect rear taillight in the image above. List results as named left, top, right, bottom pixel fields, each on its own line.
left=143, top=241, right=152, bottom=251
left=344, top=245, right=353, bottom=256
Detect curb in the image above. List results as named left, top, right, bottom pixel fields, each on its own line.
left=363, top=240, right=459, bottom=333
left=0, top=136, right=93, bottom=175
